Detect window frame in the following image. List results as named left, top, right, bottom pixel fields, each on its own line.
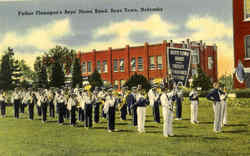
left=119, top=59, right=125, bottom=72
left=157, top=56, right=163, bottom=70
left=103, top=60, right=108, bottom=73
left=245, top=35, right=250, bottom=58
left=82, top=62, right=87, bottom=73
left=131, top=57, right=136, bottom=71
left=137, top=57, right=144, bottom=71
left=244, top=0, right=250, bottom=21
left=149, top=56, right=155, bottom=70
left=96, top=60, right=101, bottom=73
left=208, top=56, right=213, bottom=70
left=113, top=59, right=118, bottom=72
left=87, top=61, right=92, bottom=73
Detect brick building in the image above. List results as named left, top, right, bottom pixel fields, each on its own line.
left=77, top=39, right=217, bottom=89
left=233, top=0, right=250, bottom=88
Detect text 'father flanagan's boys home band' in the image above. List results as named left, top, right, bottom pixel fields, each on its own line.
left=17, top=7, right=164, bottom=16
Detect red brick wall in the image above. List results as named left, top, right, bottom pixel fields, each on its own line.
left=78, top=40, right=218, bottom=89
left=233, top=0, right=250, bottom=88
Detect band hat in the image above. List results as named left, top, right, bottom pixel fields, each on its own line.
left=131, top=86, right=137, bottom=90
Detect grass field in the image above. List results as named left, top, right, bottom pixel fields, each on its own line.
left=0, top=98, right=249, bottom=156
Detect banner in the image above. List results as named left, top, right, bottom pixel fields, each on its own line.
left=167, top=47, right=191, bottom=86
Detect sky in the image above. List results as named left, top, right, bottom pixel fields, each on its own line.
left=0, top=0, right=233, bottom=78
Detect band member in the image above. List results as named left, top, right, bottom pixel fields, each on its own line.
left=136, top=87, right=148, bottom=133
left=161, top=83, right=176, bottom=137
left=104, top=88, right=117, bottom=132
left=20, top=89, right=26, bottom=114
left=206, top=82, right=223, bottom=133
left=129, top=86, right=138, bottom=126
left=77, top=90, right=84, bottom=122
left=84, top=90, right=95, bottom=128
left=189, top=88, right=199, bottom=124
left=0, top=90, right=6, bottom=118
left=55, top=90, right=66, bottom=124
left=36, top=90, right=42, bottom=117
left=148, top=85, right=160, bottom=123
left=48, top=89, right=55, bottom=118
left=98, top=87, right=107, bottom=119
left=93, top=87, right=101, bottom=123
left=119, top=86, right=128, bottom=120
left=67, top=93, right=77, bottom=126
left=63, top=90, right=70, bottom=120
left=12, top=88, right=21, bottom=119
left=41, top=90, right=48, bottom=123
left=220, top=87, right=228, bottom=127
left=28, top=92, right=35, bottom=120
left=175, top=83, right=183, bottom=120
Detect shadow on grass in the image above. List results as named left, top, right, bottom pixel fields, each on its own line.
left=174, top=134, right=198, bottom=138
left=116, top=129, right=134, bottom=133
left=146, top=130, right=161, bottom=134
left=182, top=118, right=190, bottom=121
left=222, top=130, right=248, bottom=134
left=116, top=122, right=128, bottom=125
left=46, top=120, right=58, bottom=123
left=145, top=120, right=155, bottom=122
left=145, top=125, right=157, bottom=128
left=92, top=127, right=106, bottom=130
left=175, top=126, right=188, bottom=129
left=225, top=124, right=248, bottom=127
left=199, top=121, right=213, bottom=124
left=202, top=137, right=224, bottom=140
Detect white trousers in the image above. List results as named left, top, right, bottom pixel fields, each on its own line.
left=220, top=100, right=227, bottom=125
left=190, top=101, right=198, bottom=123
left=162, top=107, right=173, bottom=137
left=137, top=107, right=146, bottom=132
left=213, top=102, right=222, bottom=132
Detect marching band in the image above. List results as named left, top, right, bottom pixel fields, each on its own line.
left=0, top=81, right=229, bottom=137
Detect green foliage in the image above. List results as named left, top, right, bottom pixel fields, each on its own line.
left=0, top=48, right=14, bottom=90
left=231, top=89, right=250, bottom=98
left=33, top=57, right=48, bottom=88
left=125, top=73, right=151, bottom=91
left=88, top=69, right=103, bottom=91
left=219, top=74, right=233, bottom=90
left=192, top=65, right=212, bottom=91
left=72, top=58, right=82, bottom=88
left=50, top=62, right=65, bottom=88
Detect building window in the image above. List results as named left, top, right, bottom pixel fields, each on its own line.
left=157, top=56, right=162, bottom=69
left=245, top=36, right=250, bottom=58
left=120, top=80, right=126, bottom=87
left=120, top=59, right=124, bottom=72
left=245, top=0, right=250, bottom=20
left=114, top=80, right=119, bottom=89
left=208, top=57, right=213, bottom=70
left=82, top=62, right=87, bottom=73
left=137, top=57, right=143, bottom=71
left=149, top=56, right=155, bottom=70
left=192, top=48, right=200, bottom=64
left=97, top=61, right=101, bottom=73
left=103, top=60, right=108, bottom=73
left=87, top=61, right=92, bottom=73
left=131, top=57, right=136, bottom=71
left=113, top=59, right=118, bottom=72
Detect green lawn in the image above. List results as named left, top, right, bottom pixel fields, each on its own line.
left=0, top=98, right=249, bottom=156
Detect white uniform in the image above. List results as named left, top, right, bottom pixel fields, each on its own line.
left=220, top=93, right=227, bottom=126
left=67, top=97, right=76, bottom=111
left=189, top=90, right=199, bottom=124
left=161, top=91, right=174, bottom=137
left=136, top=93, right=147, bottom=133
left=148, top=89, right=159, bottom=107
left=103, top=95, right=116, bottom=114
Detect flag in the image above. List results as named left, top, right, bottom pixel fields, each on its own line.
left=235, top=60, right=245, bottom=83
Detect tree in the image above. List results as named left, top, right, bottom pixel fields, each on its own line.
left=125, top=73, right=151, bottom=91
left=0, top=47, right=15, bottom=90
left=34, top=57, right=48, bottom=88
left=192, top=65, right=213, bottom=90
left=219, top=73, right=233, bottom=90
left=50, top=62, right=65, bottom=88
left=42, top=45, right=75, bottom=88
left=88, top=69, right=103, bottom=91
left=72, top=58, right=82, bottom=88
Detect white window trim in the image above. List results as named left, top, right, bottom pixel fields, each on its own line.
left=244, top=0, right=250, bottom=21
left=103, top=61, right=108, bottom=73
left=245, top=35, right=250, bottom=58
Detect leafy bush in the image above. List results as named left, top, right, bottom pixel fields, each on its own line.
left=231, top=89, right=250, bottom=98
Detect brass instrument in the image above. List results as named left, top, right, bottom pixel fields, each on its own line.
left=118, top=92, right=127, bottom=110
